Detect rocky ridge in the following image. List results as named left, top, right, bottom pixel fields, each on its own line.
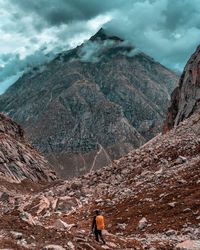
left=0, top=113, right=56, bottom=182
left=0, top=28, right=178, bottom=178
left=164, top=45, right=200, bottom=131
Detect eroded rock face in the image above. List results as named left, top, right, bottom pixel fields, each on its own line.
left=0, top=113, right=56, bottom=182
left=164, top=45, right=200, bottom=132
left=0, top=29, right=178, bottom=177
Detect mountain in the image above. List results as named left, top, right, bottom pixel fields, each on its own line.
left=0, top=113, right=56, bottom=182
left=164, top=45, right=200, bottom=132
left=0, top=45, right=200, bottom=250
left=0, top=28, right=178, bottom=178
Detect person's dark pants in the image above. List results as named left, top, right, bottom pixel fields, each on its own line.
left=94, top=229, right=105, bottom=244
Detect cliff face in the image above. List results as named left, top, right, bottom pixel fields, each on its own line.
left=0, top=113, right=56, bottom=182
left=164, top=45, right=200, bottom=132
left=0, top=29, right=178, bottom=177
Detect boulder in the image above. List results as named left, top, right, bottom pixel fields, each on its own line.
left=20, top=211, right=36, bottom=225
left=71, top=181, right=83, bottom=190
left=117, top=223, right=126, bottom=230
left=175, top=156, right=187, bottom=165
left=43, top=245, right=66, bottom=250
left=0, top=192, right=9, bottom=203
left=176, top=240, right=200, bottom=249
left=67, top=241, right=75, bottom=250
left=168, top=202, right=176, bottom=208
left=56, top=196, right=79, bottom=212
left=138, top=217, right=148, bottom=230
left=36, top=196, right=51, bottom=215
left=165, top=229, right=176, bottom=236
left=10, top=231, right=23, bottom=240
left=53, top=219, right=75, bottom=231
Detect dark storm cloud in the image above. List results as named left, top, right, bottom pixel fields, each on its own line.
left=7, top=0, right=200, bottom=72
left=1, top=0, right=200, bottom=93
left=0, top=53, right=13, bottom=63
left=0, top=50, right=56, bottom=94
left=0, top=50, right=55, bottom=83
left=9, top=0, right=128, bottom=28
left=104, top=0, right=200, bottom=71
left=162, top=1, right=198, bottom=32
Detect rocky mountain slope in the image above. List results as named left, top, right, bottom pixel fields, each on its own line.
left=0, top=113, right=56, bottom=182
left=0, top=107, right=199, bottom=249
left=164, top=45, right=200, bottom=131
left=0, top=28, right=178, bottom=178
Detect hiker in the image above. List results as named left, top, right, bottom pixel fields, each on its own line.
left=91, top=210, right=106, bottom=244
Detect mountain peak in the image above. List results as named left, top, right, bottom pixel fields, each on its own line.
left=90, top=28, right=124, bottom=42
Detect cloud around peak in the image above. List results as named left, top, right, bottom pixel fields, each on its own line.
left=0, top=0, right=200, bottom=93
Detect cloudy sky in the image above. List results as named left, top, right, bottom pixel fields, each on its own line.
left=0, top=0, right=200, bottom=94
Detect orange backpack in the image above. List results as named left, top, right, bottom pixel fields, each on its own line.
left=96, top=215, right=105, bottom=230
